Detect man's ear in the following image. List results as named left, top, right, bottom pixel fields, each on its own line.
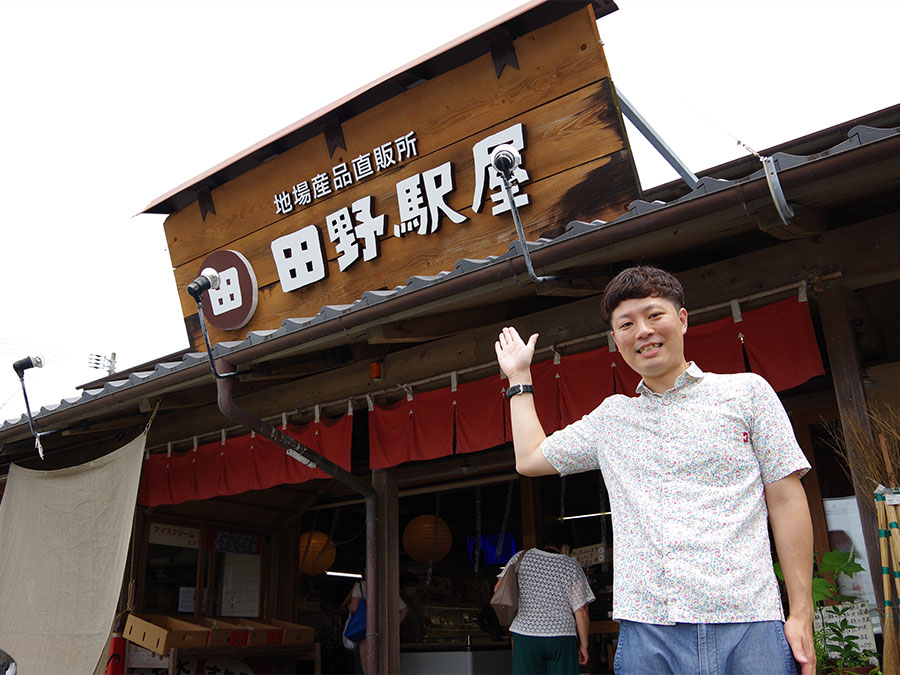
left=679, top=307, right=688, bottom=334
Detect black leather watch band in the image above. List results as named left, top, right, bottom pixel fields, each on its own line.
left=505, top=384, right=535, bottom=398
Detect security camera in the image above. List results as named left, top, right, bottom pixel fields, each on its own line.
left=186, top=267, right=220, bottom=300
left=490, top=144, right=521, bottom=178
left=12, top=355, right=43, bottom=377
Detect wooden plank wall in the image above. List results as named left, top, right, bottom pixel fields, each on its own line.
left=164, top=6, right=640, bottom=346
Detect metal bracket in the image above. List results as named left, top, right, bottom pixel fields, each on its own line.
left=197, top=186, right=216, bottom=221
left=615, top=87, right=700, bottom=190
left=489, top=28, right=519, bottom=78
left=324, top=117, right=346, bottom=158
left=760, top=155, right=795, bottom=226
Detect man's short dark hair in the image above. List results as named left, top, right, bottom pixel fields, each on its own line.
left=542, top=522, right=575, bottom=551
left=600, top=266, right=685, bottom=323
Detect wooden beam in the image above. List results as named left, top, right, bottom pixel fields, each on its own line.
left=754, top=205, right=828, bottom=240
left=374, top=469, right=400, bottom=674
left=816, top=284, right=884, bottom=622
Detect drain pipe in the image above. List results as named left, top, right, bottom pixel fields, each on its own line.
left=186, top=273, right=379, bottom=675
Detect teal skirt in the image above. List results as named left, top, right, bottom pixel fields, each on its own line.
left=511, top=632, right=579, bottom=675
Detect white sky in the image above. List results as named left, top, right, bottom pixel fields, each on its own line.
left=1, top=0, right=898, bottom=422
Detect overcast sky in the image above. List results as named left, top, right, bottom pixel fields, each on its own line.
left=1, top=0, right=898, bottom=422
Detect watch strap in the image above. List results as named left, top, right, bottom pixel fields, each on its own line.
left=506, top=383, right=535, bottom=398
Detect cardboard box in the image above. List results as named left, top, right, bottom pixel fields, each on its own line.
left=123, top=614, right=209, bottom=656
left=182, top=616, right=250, bottom=647
left=231, top=618, right=284, bottom=646
left=267, top=619, right=315, bottom=645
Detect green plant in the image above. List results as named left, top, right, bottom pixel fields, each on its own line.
left=775, top=549, right=881, bottom=675
left=817, top=604, right=880, bottom=675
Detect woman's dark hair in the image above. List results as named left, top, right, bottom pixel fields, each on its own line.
left=600, top=266, right=685, bottom=323
left=542, top=522, right=575, bottom=552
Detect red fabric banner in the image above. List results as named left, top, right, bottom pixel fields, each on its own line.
left=368, top=387, right=455, bottom=469
left=455, top=374, right=506, bottom=454
left=138, top=416, right=352, bottom=507
left=684, top=314, right=747, bottom=376
left=558, top=348, right=617, bottom=426
left=612, top=351, right=642, bottom=396
left=143, top=300, right=823, bottom=481
left=741, top=297, right=825, bottom=391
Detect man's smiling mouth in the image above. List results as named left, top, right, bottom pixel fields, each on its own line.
left=637, top=343, right=663, bottom=354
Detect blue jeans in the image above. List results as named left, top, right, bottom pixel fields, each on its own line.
left=614, top=620, right=798, bottom=675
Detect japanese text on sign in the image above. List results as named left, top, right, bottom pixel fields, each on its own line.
left=270, top=123, right=528, bottom=293
left=149, top=523, right=200, bottom=549
left=273, top=131, right=420, bottom=215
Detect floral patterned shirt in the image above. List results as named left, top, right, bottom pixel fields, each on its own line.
left=540, top=363, right=810, bottom=625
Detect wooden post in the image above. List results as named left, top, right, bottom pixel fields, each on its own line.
left=275, top=525, right=295, bottom=620
left=817, top=285, right=884, bottom=617
left=374, top=469, right=400, bottom=674
left=790, top=408, right=835, bottom=555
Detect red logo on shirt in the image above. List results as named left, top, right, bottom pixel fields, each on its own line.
left=742, top=432, right=750, bottom=443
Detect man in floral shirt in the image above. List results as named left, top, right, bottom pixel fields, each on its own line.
left=495, top=266, right=815, bottom=675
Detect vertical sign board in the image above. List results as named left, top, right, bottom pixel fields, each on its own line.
left=164, top=6, right=640, bottom=346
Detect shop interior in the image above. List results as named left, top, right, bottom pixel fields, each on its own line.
left=134, top=400, right=863, bottom=674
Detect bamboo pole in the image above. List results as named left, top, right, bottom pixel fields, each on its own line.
left=878, top=493, right=900, bottom=674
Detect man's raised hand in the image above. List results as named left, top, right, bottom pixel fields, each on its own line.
left=495, top=327, right=539, bottom=381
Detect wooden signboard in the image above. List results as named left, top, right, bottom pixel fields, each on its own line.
left=164, top=5, right=639, bottom=346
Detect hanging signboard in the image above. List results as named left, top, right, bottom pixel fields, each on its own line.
left=163, top=5, right=639, bottom=345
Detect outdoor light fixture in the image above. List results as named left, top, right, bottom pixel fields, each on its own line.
left=184, top=267, right=237, bottom=380
left=325, top=571, right=363, bottom=579
left=560, top=511, right=612, bottom=521
left=491, top=144, right=566, bottom=285
left=489, top=143, right=522, bottom=179
left=186, top=267, right=221, bottom=300
left=12, top=355, right=46, bottom=459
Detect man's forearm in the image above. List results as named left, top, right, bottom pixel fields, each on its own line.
left=766, top=474, right=814, bottom=617
left=508, top=386, right=551, bottom=475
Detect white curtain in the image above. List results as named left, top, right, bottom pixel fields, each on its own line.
left=0, top=432, right=146, bottom=674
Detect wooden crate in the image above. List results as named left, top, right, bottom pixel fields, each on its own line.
left=230, top=618, right=284, bottom=646
left=123, top=614, right=209, bottom=656
left=181, top=616, right=250, bottom=647
left=266, top=619, right=315, bottom=645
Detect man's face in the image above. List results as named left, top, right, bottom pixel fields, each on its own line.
left=610, top=296, right=688, bottom=388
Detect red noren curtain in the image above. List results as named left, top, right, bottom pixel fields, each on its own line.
left=138, top=416, right=352, bottom=507
left=140, top=299, right=822, bottom=480
left=369, top=296, right=822, bottom=466
left=369, top=386, right=455, bottom=469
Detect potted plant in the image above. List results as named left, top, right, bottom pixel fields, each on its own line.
left=776, top=549, right=880, bottom=675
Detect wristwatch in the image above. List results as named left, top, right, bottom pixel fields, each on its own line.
left=505, top=384, right=535, bottom=398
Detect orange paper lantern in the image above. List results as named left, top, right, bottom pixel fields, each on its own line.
left=298, top=530, right=336, bottom=575
left=402, top=515, right=452, bottom=563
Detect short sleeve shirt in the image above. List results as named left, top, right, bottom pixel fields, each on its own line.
left=499, top=549, right=595, bottom=637
left=540, top=364, right=810, bottom=625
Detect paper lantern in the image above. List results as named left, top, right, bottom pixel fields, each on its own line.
left=298, top=530, right=336, bottom=575
left=402, top=515, right=452, bottom=563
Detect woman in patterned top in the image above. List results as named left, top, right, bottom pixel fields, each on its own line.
left=496, top=522, right=594, bottom=674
